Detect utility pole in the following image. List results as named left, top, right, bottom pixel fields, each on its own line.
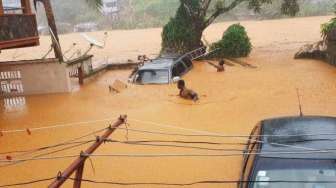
left=48, top=115, right=127, bottom=188
left=36, top=0, right=64, bottom=62
left=0, top=0, right=4, bottom=15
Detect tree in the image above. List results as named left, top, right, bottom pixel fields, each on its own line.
left=210, top=23, right=252, bottom=58
left=321, top=3, right=336, bottom=40
left=162, top=0, right=300, bottom=54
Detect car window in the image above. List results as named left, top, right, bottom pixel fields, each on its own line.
left=172, top=61, right=186, bottom=77
left=135, top=69, right=169, bottom=84
left=182, top=57, right=193, bottom=68
left=240, top=124, right=261, bottom=188
left=243, top=142, right=258, bottom=188
left=252, top=169, right=336, bottom=188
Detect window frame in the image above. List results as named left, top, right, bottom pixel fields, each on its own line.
left=238, top=123, right=262, bottom=188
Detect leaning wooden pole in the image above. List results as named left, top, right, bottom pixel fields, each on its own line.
left=37, top=0, right=64, bottom=62
left=0, top=0, right=4, bottom=15
left=48, top=115, right=127, bottom=188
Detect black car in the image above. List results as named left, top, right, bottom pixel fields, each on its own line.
left=239, top=116, right=336, bottom=188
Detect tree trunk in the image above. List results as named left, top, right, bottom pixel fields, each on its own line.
left=189, top=25, right=205, bottom=50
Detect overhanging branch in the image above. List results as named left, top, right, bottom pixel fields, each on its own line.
left=204, top=0, right=246, bottom=28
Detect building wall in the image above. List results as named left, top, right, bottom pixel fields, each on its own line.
left=0, top=59, right=71, bottom=95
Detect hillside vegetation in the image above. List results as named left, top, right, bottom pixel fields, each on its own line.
left=36, top=0, right=335, bottom=30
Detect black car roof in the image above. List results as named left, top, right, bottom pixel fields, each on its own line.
left=259, top=116, right=336, bottom=159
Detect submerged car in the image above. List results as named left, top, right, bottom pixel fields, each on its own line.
left=239, top=116, right=336, bottom=188
left=130, top=55, right=193, bottom=85
left=130, top=47, right=207, bottom=85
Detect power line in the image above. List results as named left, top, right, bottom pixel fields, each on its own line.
left=0, top=140, right=94, bottom=168
left=2, top=116, right=336, bottom=138
left=128, top=118, right=336, bottom=138
left=113, top=139, right=247, bottom=145
left=116, top=126, right=336, bottom=140
left=104, top=139, right=336, bottom=153
left=115, top=126, right=336, bottom=153
left=0, top=127, right=107, bottom=157
left=126, top=119, right=333, bottom=153
left=83, top=150, right=335, bottom=158
left=67, top=177, right=336, bottom=186
left=0, top=155, right=78, bottom=163
left=2, top=149, right=336, bottom=163
left=0, top=177, right=55, bottom=188
left=0, top=138, right=247, bottom=158
left=3, top=138, right=336, bottom=165
left=0, top=117, right=116, bottom=134
left=0, top=140, right=90, bottom=156
left=0, top=127, right=110, bottom=167
left=104, top=139, right=248, bottom=152
left=1, top=116, right=336, bottom=164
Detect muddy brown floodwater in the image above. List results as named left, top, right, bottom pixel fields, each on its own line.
left=1, top=16, right=336, bottom=188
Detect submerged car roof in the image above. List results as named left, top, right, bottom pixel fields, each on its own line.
left=139, top=58, right=177, bottom=70
left=259, top=116, right=336, bottom=159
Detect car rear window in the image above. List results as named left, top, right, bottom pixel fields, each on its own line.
left=172, top=62, right=186, bottom=77
left=135, top=69, right=169, bottom=84
left=250, top=158, right=336, bottom=188
left=253, top=169, right=336, bottom=188
left=182, top=57, right=193, bottom=68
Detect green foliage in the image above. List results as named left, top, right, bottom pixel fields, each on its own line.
left=210, top=24, right=252, bottom=58
left=280, top=0, right=299, bottom=16
left=321, top=18, right=336, bottom=40
left=161, top=1, right=203, bottom=54
left=161, top=0, right=301, bottom=54
left=38, top=0, right=335, bottom=30
left=321, top=4, right=336, bottom=40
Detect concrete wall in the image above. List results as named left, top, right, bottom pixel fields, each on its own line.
left=0, top=58, right=71, bottom=95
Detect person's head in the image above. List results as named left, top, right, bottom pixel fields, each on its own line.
left=219, top=60, right=225, bottom=66
left=177, top=80, right=185, bottom=90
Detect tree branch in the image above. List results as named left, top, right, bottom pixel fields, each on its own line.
left=201, top=0, right=212, bottom=17
left=204, top=0, right=246, bottom=28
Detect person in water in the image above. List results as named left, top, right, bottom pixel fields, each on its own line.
left=207, top=59, right=225, bottom=72
left=177, top=80, right=199, bottom=101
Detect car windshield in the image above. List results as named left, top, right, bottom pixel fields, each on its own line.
left=252, top=169, right=336, bottom=188
left=136, top=69, right=169, bottom=84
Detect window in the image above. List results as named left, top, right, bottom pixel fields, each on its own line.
left=172, top=62, right=186, bottom=77
left=240, top=125, right=261, bottom=188
left=136, top=69, right=169, bottom=84
left=3, top=0, right=22, bottom=14
left=253, top=169, right=336, bottom=188
left=0, top=70, right=21, bottom=79
left=0, top=70, right=24, bottom=94
left=182, top=57, right=193, bottom=68
left=4, top=96, right=26, bottom=109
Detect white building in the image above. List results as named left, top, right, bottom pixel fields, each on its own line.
left=101, top=0, right=119, bottom=17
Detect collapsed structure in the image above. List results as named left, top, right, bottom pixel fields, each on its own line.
left=0, top=0, right=95, bottom=97
left=294, top=27, right=336, bottom=66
